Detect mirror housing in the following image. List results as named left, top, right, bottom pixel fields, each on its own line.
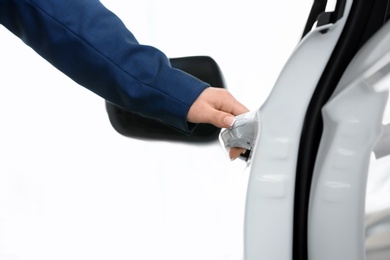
left=105, top=56, right=226, bottom=143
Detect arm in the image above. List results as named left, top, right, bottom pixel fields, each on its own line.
left=0, top=0, right=209, bottom=133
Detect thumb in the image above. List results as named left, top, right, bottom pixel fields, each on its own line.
left=222, top=115, right=236, bottom=128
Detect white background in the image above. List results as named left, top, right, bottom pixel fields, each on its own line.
left=0, top=1, right=319, bottom=260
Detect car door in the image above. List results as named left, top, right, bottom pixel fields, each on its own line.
left=242, top=0, right=390, bottom=259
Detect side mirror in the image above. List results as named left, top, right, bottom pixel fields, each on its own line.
left=105, top=56, right=226, bottom=143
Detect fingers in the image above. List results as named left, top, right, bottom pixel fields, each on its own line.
left=229, top=147, right=247, bottom=160
left=187, top=87, right=249, bottom=128
left=187, top=87, right=251, bottom=161
left=218, top=91, right=249, bottom=117
left=223, top=115, right=236, bottom=127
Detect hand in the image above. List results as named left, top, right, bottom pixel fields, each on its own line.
left=187, top=87, right=249, bottom=160
left=228, top=147, right=247, bottom=160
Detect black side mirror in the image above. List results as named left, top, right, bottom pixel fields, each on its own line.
left=105, top=56, right=226, bottom=143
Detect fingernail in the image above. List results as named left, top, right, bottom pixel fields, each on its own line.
left=224, top=116, right=236, bottom=127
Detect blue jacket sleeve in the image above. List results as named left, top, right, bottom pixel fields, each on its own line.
left=0, top=0, right=210, bottom=133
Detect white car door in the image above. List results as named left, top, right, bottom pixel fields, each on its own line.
left=240, top=0, right=390, bottom=259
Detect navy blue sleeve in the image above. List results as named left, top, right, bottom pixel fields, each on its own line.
left=0, top=0, right=209, bottom=133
